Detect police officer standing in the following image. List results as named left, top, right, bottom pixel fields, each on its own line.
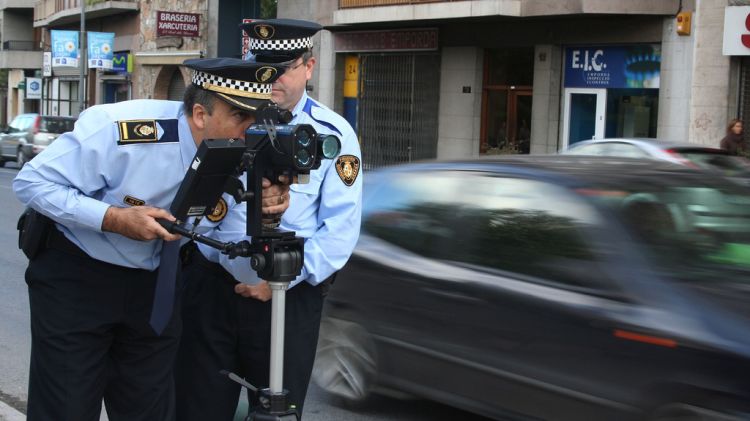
left=13, top=58, right=290, bottom=421
left=175, top=19, right=363, bottom=420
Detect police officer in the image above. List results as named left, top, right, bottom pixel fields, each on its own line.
left=13, top=57, right=290, bottom=421
left=175, top=19, right=363, bottom=420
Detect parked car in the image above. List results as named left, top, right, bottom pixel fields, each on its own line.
left=0, top=113, right=76, bottom=167
left=312, top=156, right=750, bottom=421
left=562, top=138, right=750, bottom=185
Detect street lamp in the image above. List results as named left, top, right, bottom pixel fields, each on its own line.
left=78, top=0, right=86, bottom=113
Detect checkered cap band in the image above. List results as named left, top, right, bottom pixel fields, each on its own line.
left=249, top=37, right=313, bottom=52
left=191, top=70, right=272, bottom=99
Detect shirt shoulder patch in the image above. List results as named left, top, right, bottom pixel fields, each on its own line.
left=116, top=119, right=180, bottom=146
left=206, top=198, right=228, bottom=223
left=117, top=120, right=158, bottom=144
left=335, top=155, right=360, bottom=186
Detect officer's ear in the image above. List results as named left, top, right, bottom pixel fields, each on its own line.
left=191, top=103, right=209, bottom=130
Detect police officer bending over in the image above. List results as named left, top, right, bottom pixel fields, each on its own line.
left=176, top=19, right=363, bottom=420
left=13, top=58, right=289, bottom=421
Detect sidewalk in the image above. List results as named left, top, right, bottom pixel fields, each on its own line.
left=0, top=400, right=24, bottom=421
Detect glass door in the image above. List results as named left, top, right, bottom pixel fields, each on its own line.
left=563, top=88, right=606, bottom=148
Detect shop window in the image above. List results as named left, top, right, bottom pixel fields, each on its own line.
left=481, top=48, right=534, bottom=155
left=605, top=89, right=659, bottom=138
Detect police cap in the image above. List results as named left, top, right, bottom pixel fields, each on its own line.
left=183, top=57, right=284, bottom=111
left=240, top=18, right=323, bottom=63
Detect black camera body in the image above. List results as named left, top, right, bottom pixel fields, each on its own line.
left=162, top=104, right=340, bottom=283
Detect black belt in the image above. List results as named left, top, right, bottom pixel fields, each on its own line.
left=46, top=226, right=90, bottom=259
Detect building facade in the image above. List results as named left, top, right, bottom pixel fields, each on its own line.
left=278, top=0, right=749, bottom=166
left=28, top=0, right=272, bottom=118
left=0, top=1, right=41, bottom=126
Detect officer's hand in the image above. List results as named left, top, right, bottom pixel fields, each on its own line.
left=260, top=176, right=291, bottom=215
left=102, top=206, right=182, bottom=242
left=234, top=280, right=272, bottom=302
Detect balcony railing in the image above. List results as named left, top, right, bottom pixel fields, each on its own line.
left=340, top=0, right=452, bottom=8
left=34, top=0, right=138, bottom=25
left=2, top=40, right=40, bottom=51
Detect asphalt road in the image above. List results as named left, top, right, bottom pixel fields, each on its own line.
left=0, top=163, right=491, bottom=421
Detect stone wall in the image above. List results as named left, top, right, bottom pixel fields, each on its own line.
left=134, top=0, right=208, bottom=99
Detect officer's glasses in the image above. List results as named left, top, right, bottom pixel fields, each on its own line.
left=284, top=59, right=305, bottom=73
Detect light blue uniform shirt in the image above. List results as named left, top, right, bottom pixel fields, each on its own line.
left=13, top=100, right=240, bottom=275
left=198, top=92, right=363, bottom=287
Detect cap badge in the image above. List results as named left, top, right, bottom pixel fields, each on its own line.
left=256, top=66, right=278, bottom=83
left=256, top=25, right=274, bottom=39
left=335, top=155, right=360, bottom=186
left=206, top=198, right=228, bottom=223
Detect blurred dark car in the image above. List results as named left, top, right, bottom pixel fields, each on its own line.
left=312, top=156, right=750, bottom=421
left=0, top=113, right=76, bottom=167
left=563, top=138, right=750, bottom=186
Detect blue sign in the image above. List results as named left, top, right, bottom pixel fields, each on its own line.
left=88, top=32, right=115, bottom=69
left=112, top=52, right=130, bottom=73
left=564, top=45, right=661, bottom=89
left=51, top=30, right=79, bottom=67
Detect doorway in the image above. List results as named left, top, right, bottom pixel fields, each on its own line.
left=563, top=88, right=606, bottom=148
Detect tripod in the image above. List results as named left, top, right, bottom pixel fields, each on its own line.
left=225, top=279, right=299, bottom=421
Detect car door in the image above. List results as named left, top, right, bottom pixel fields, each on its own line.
left=367, top=170, right=646, bottom=420
left=4, top=115, right=30, bottom=157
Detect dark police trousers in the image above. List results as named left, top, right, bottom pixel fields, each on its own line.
left=175, top=249, right=327, bottom=421
left=25, top=228, right=180, bottom=421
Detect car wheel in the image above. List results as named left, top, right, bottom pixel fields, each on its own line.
left=312, top=317, right=377, bottom=403
left=16, top=149, right=27, bottom=168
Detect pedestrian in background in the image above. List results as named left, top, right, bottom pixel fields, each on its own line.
left=175, top=18, right=363, bottom=421
left=720, top=118, right=745, bottom=156
left=13, top=58, right=289, bottom=421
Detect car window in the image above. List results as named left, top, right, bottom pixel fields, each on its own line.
left=40, top=118, right=75, bottom=134
left=567, top=143, right=608, bottom=156
left=583, top=179, right=750, bottom=287
left=8, top=116, right=26, bottom=132
left=19, top=116, right=35, bottom=131
left=678, top=151, right=750, bottom=176
left=605, top=142, right=649, bottom=158
left=364, top=170, right=614, bottom=290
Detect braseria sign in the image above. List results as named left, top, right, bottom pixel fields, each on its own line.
left=157, top=11, right=200, bottom=37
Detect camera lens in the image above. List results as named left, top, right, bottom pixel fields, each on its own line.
left=296, top=149, right=311, bottom=167
left=320, top=135, right=341, bottom=159
left=297, top=130, right=311, bottom=147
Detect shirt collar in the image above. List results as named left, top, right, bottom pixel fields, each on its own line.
left=178, top=107, right=197, bottom=171
left=289, top=91, right=309, bottom=119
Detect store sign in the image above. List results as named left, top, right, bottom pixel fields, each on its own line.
left=88, top=32, right=115, bottom=69
left=157, top=11, right=200, bottom=37
left=51, top=30, right=79, bottom=67
left=43, top=52, right=52, bottom=77
left=334, top=28, right=438, bottom=52
left=112, top=52, right=132, bottom=73
left=723, top=6, right=750, bottom=55
left=26, top=78, right=42, bottom=100
left=564, top=45, right=661, bottom=89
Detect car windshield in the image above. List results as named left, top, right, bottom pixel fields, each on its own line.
left=40, top=118, right=75, bottom=134
left=579, top=175, right=750, bottom=284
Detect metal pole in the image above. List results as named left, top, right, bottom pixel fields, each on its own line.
left=78, top=0, right=86, bottom=113
left=268, top=281, right=288, bottom=394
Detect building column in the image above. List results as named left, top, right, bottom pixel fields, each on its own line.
left=530, top=44, right=562, bottom=154
left=436, top=46, right=482, bottom=159
left=687, top=0, right=732, bottom=146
